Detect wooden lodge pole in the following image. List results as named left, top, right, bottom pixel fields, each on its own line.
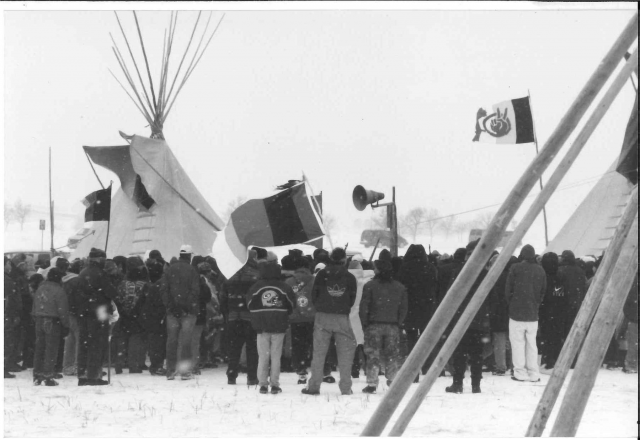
left=526, top=187, right=638, bottom=436
left=388, top=51, right=639, bottom=436
left=550, top=221, right=638, bottom=437
left=360, top=12, right=638, bottom=437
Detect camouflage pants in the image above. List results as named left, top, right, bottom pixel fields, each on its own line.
left=364, top=324, right=400, bottom=386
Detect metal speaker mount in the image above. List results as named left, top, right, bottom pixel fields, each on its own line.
left=352, top=185, right=385, bottom=211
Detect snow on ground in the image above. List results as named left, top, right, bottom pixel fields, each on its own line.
left=3, top=367, right=637, bottom=437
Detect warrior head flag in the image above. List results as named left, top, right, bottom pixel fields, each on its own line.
left=473, top=96, right=535, bottom=144
left=212, top=181, right=325, bottom=278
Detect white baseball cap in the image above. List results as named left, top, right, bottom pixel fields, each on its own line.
left=179, top=244, right=193, bottom=254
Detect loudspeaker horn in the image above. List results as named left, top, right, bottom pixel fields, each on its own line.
left=352, top=185, right=385, bottom=211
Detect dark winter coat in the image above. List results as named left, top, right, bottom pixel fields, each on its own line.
left=312, top=263, right=357, bottom=316
left=623, top=274, right=638, bottom=324
left=489, top=256, right=518, bottom=333
left=62, top=273, right=80, bottom=317
left=359, top=278, right=408, bottom=328
left=114, top=280, right=147, bottom=335
left=76, top=264, right=118, bottom=319
left=286, top=268, right=316, bottom=323
left=160, top=259, right=200, bottom=317
left=197, top=276, right=213, bottom=326
left=9, top=265, right=30, bottom=323
left=447, top=263, right=491, bottom=334
left=220, top=262, right=260, bottom=322
left=4, top=272, right=22, bottom=321
left=138, top=279, right=166, bottom=334
left=436, top=249, right=466, bottom=304
left=556, top=251, right=587, bottom=318
left=32, top=280, right=70, bottom=327
left=505, top=246, right=547, bottom=322
left=538, top=252, right=567, bottom=330
left=247, top=262, right=295, bottom=333
left=397, top=244, right=438, bottom=330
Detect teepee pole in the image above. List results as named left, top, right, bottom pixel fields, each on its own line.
left=526, top=186, right=638, bottom=436
left=114, top=12, right=156, bottom=121
left=361, top=12, right=638, bottom=437
left=389, top=49, right=639, bottom=437
left=132, top=11, right=158, bottom=113
left=550, top=220, right=638, bottom=437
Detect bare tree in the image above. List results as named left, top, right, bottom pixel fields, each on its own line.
left=224, top=195, right=248, bottom=222
left=4, top=203, right=14, bottom=229
left=400, top=207, right=427, bottom=242
left=439, top=215, right=457, bottom=238
left=13, top=199, right=31, bottom=231
left=369, top=208, right=388, bottom=230
left=322, top=214, right=336, bottom=249
left=473, top=211, right=496, bottom=230
left=454, top=220, right=472, bottom=242
left=422, top=208, right=441, bottom=242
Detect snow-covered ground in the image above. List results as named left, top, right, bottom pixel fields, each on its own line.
left=3, top=366, right=637, bottom=437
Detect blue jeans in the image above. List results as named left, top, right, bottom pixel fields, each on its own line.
left=165, top=314, right=196, bottom=375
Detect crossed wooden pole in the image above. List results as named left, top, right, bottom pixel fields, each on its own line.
left=361, top=12, right=638, bottom=437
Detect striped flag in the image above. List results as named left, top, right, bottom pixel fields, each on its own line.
left=212, top=182, right=325, bottom=278
left=82, top=186, right=111, bottom=222
left=472, top=96, right=535, bottom=144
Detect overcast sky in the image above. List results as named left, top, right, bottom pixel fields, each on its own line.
left=2, top=3, right=637, bottom=253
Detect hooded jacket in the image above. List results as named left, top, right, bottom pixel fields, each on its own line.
left=397, top=244, right=438, bottom=330
left=220, top=262, right=260, bottom=322
left=160, top=259, right=201, bottom=317
left=138, top=278, right=166, bottom=334
left=538, top=252, right=567, bottom=328
left=489, top=256, right=518, bottom=332
left=556, top=250, right=587, bottom=317
left=247, top=262, right=295, bottom=333
left=9, top=264, right=30, bottom=323
left=359, top=277, right=408, bottom=328
left=76, top=263, right=118, bottom=319
left=312, top=263, right=357, bottom=315
left=286, top=268, right=316, bottom=323
left=436, top=248, right=466, bottom=304
left=505, top=245, right=547, bottom=322
left=32, top=280, right=70, bottom=327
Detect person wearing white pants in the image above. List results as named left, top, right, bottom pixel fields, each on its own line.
left=509, top=319, right=540, bottom=381
left=505, top=245, right=547, bottom=383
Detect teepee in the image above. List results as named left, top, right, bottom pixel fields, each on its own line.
left=544, top=163, right=634, bottom=258
left=70, top=11, right=225, bottom=259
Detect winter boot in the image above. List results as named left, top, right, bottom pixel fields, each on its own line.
left=115, top=367, right=123, bottom=375
left=445, top=381, right=463, bottom=394
left=362, top=385, right=377, bottom=394
left=33, top=377, right=42, bottom=385
left=5, top=371, right=16, bottom=379
left=150, top=368, right=167, bottom=376
left=301, top=388, right=320, bottom=396
left=227, top=377, right=236, bottom=385
left=471, top=380, right=481, bottom=394
left=89, top=379, right=109, bottom=386
left=259, top=386, right=268, bottom=394
left=78, top=378, right=89, bottom=386
left=270, top=386, right=282, bottom=394
left=247, top=378, right=259, bottom=386
left=44, top=378, right=59, bottom=386
left=323, top=375, right=336, bottom=383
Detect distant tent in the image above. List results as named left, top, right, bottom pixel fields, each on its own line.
left=70, top=11, right=226, bottom=259
left=545, top=160, right=634, bottom=257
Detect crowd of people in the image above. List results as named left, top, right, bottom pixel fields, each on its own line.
left=4, top=239, right=638, bottom=396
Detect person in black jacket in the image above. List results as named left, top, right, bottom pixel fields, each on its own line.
left=220, top=250, right=260, bottom=385
left=303, top=248, right=357, bottom=396
left=4, top=256, right=23, bottom=378
left=397, top=245, right=438, bottom=362
left=445, top=240, right=492, bottom=394
left=557, top=250, right=587, bottom=337
left=139, top=258, right=167, bottom=376
left=76, top=248, right=117, bottom=386
left=113, top=257, right=148, bottom=374
left=247, top=261, right=295, bottom=394
left=489, top=255, right=518, bottom=375
left=62, top=259, right=84, bottom=376
left=538, top=252, right=565, bottom=370
left=623, top=274, right=638, bottom=374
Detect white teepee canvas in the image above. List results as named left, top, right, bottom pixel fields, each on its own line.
left=544, top=160, right=634, bottom=258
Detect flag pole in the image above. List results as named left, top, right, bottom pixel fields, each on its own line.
left=528, top=89, right=550, bottom=246
left=104, top=181, right=113, bottom=253
left=49, top=147, right=55, bottom=256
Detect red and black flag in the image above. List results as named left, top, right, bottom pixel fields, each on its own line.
left=82, top=186, right=112, bottom=222
left=212, top=181, right=324, bottom=277
left=473, top=96, right=535, bottom=144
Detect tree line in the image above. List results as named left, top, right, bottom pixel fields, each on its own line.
left=4, top=200, right=32, bottom=230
